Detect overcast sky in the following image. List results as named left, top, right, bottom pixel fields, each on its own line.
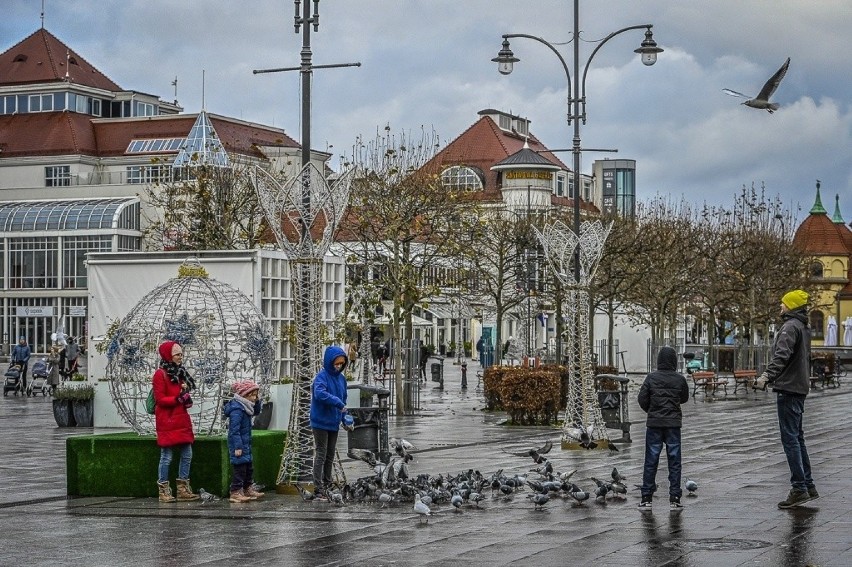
left=4, top=1, right=852, bottom=222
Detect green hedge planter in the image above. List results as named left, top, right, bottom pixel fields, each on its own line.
left=66, top=430, right=286, bottom=498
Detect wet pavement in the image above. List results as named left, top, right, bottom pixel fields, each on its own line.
left=1, top=362, right=851, bottom=566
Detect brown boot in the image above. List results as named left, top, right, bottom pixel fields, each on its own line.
left=244, top=485, right=264, bottom=499
left=175, top=478, right=200, bottom=501
left=157, top=481, right=176, bottom=503
left=229, top=490, right=251, bottom=503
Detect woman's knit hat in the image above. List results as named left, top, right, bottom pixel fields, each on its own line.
left=158, top=340, right=180, bottom=362
left=782, top=290, right=809, bottom=310
left=233, top=380, right=259, bottom=397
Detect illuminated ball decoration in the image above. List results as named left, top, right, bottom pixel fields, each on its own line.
left=106, top=260, right=274, bottom=435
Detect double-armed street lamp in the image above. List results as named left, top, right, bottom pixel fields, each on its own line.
left=493, top=1, right=662, bottom=362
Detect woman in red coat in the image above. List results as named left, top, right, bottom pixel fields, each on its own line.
left=153, top=341, right=200, bottom=502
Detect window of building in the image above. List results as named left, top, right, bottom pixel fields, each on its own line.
left=810, top=262, right=824, bottom=278
left=2, top=95, right=16, bottom=114
left=499, top=115, right=511, bottom=130
left=45, top=166, right=71, bottom=187
left=441, top=165, right=484, bottom=191
left=127, top=165, right=172, bottom=184
left=809, top=311, right=825, bottom=339
left=515, top=120, right=528, bottom=136
left=28, top=93, right=55, bottom=112
left=555, top=174, right=566, bottom=197
left=135, top=101, right=155, bottom=117
left=8, top=237, right=58, bottom=289
left=126, top=138, right=185, bottom=154
left=62, top=236, right=111, bottom=288
left=117, top=235, right=142, bottom=251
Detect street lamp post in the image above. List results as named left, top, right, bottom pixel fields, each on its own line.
left=493, top=1, right=661, bottom=363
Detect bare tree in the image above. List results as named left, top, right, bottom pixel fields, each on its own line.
left=339, top=127, right=476, bottom=413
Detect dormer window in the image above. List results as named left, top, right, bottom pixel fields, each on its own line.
left=441, top=165, right=484, bottom=192
left=12, top=54, right=27, bottom=62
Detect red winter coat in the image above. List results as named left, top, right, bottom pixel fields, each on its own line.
left=153, top=368, right=194, bottom=447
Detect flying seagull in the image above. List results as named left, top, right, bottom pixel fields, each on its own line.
left=723, top=57, right=790, bottom=113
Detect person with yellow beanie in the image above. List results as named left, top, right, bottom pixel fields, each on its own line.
left=755, top=289, right=817, bottom=508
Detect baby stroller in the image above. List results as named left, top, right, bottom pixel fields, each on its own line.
left=3, top=363, right=23, bottom=396
left=27, top=358, right=49, bottom=397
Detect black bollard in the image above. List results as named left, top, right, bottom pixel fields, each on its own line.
left=460, top=361, right=468, bottom=390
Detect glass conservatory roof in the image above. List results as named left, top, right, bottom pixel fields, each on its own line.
left=171, top=110, right=230, bottom=168
left=0, top=197, right=139, bottom=232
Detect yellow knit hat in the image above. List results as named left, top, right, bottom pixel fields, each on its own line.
left=781, top=290, right=808, bottom=310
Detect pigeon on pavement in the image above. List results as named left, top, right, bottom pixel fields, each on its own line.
left=685, top=478, right=698, bottom=496
left=198, top=488, right=219, bottom=503
left=414, top=500, right=432, bottom=523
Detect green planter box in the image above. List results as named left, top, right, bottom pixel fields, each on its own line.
left=66, top=430, right=286, bottom=498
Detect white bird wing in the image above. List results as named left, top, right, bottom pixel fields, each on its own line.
left=756, top=57, right=790, bottom=101
left=722, top=88, right=750, bottom=99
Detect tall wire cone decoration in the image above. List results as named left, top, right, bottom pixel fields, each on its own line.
left=534, top=219, right=614, bottom=450
left=253, top=163, right=353, bottom=487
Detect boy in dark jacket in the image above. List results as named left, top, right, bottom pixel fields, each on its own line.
left=224, top=380, right=264, bottom=503
left=638, top=346, right=689, bottom=510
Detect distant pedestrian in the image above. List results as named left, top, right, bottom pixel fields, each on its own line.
left=11, top=336, right=31, bottom=392
left=47, top=346, right=61, bottom=395
left=153, top=340, right=200, bottom=503
left=309, top=345, right=349, bottom=500
left=64, top=337, right=80, bottom=378
left=476, top=336, right=484, bottom=368
left=637, top=346, right=689, bottom=510
left=223, top=380, right=264, bottom=503
left=754, top=289, right=818, bottom=509
left=419, top=342, right=429, bottom=381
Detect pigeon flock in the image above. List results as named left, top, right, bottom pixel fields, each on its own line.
left=290, top=438, right=697, bottom=522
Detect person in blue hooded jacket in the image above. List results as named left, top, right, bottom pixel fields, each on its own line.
left=309, top=345, right=349, bottom=499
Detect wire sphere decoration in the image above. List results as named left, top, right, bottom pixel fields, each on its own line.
left=106, top=259, right=274, bottom=435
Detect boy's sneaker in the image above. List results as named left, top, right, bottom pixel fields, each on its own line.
left=670, top=496, right=683, bottom=510
left=638, top=495, right=652, bottom=510
left=313, top=490, right=328, bottom=502
left=778, top=489, right=810, bottom=509
left=807, top=486, right=819, bottom=500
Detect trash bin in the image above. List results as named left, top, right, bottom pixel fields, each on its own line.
left=594, top=374, right=631, bottom=443
left=349, top=383, right=390, bottom=408
left=347, top=406, right=390, bottom=464
left=431, top=362, right=443, bottom=385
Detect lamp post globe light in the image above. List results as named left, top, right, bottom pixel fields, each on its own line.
left=492, top=1, right=661, bottom=364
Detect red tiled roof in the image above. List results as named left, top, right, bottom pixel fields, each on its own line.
left=793, top=211, right=851, bottom=255
left=0, top=112, right=299, bottom=160
left=422, top=116, right=568, bottom=195
left=0, top=28, right=121, bottom=91
left=0, top=111, right=97, bottom=157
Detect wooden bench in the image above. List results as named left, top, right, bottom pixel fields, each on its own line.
left=691, top=371, right=727, bottom=396
left=733, top=370, right=757, bottom=393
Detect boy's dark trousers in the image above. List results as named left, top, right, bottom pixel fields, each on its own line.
left=641, top=426, right=682, bottom=499
left=230, top=462, right=254, bottom=493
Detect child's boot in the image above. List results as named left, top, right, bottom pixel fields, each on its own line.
left=229, top=489, right=251, bottom=503
left=244, top=485, right=264, bottom=499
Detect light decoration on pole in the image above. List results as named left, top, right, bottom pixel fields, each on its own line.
left=253, top=164, right=353, bottom=487
left=494, top=2, right=660, bottom=449
left=253, top=0, right=359, bottom=489
left=534, top=219, right=612, bottom=448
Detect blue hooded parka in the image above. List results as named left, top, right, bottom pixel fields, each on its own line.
left=223, top=396, right=262, bottom=465
left=309, top=345, right=348, bottom=432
